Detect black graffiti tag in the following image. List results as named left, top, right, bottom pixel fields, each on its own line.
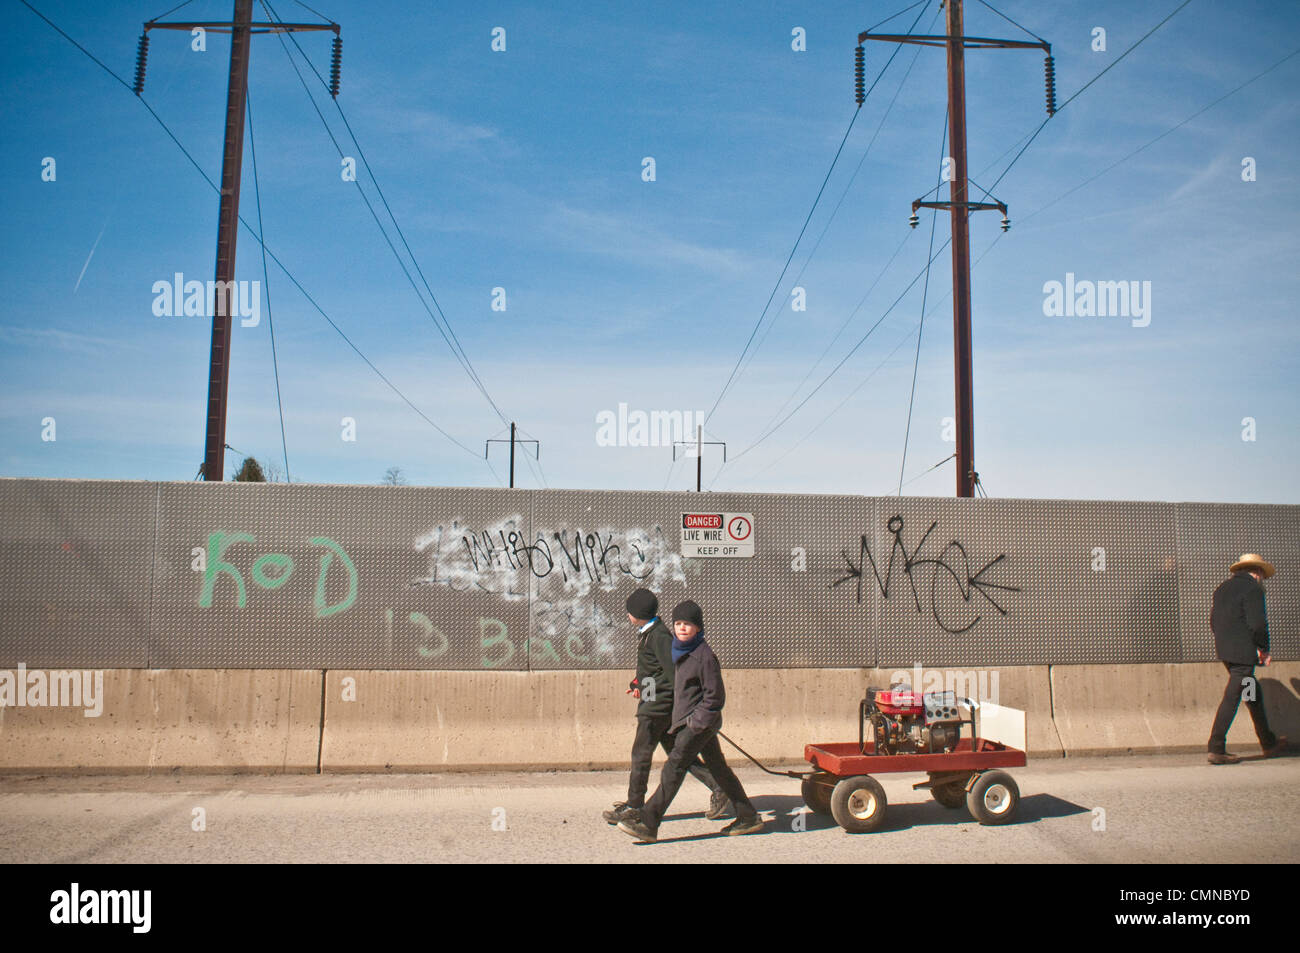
left=831, top=515, right=1020, bottom=634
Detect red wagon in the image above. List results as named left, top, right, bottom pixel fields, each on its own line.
left=723, top=686, right=1028, bottom=833
left=802, top=736, right=1027, bottom=832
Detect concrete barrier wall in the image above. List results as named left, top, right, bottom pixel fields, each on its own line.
left=0, top=669, right=322, bottom=774
left=2, top=664, right=1296, bottom=773
left=1051, top=662, right=1300, bottom=755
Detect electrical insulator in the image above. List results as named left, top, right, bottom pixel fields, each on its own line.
left=1043, top=55, right=1056, bottom=116
left=854, top=46, right=865, bottom=106
left=908, top=212, right=919, bottom=229
left=133, top=32, right=149, bottom=96
left=1000, top=214, right=1010, bottom=232
left=329, top=35, right=342, bottom=98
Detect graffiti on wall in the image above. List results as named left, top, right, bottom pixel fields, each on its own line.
left=411, top=517, right=686, bottom=663
left=195, top=531, right=358, bottom=617
left=832, top=515, right=1021, bottom=634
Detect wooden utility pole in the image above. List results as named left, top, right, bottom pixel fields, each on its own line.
left=134, top=3, right=341, bottom=481
left=858, top=0, right=1053, bottom=496
left=944, top=0, right=975, bottom=498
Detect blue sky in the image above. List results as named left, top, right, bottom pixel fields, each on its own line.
left=2, top=0, right=1297, bottom=502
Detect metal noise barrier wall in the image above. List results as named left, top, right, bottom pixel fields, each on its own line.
left=0, top=478, right=1295, bottom=671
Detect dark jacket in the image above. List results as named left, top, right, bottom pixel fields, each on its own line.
left=634, top=618, right=675, bottom=719
left=1211, top=571, right=1270, bottom=664
left=670, top=637, right=725, bottom=733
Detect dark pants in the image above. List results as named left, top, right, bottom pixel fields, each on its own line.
left=640, top=724, right=757, bottom=830
left=1208, top=662, right=1277, bottom=753
left=626, top=715, right=722, bottom=808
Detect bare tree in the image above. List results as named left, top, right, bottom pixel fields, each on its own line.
left=382, top=466, right=408, bottom=486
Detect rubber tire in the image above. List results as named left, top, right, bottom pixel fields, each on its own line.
left=830, top=775, right=888, bottom=833
left=966, top=770, right=1020, bottom=825
left=801, top=774, right=834, bottom=815
left=931, top=781, right=967, bottom=809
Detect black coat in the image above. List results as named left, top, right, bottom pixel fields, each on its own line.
left=670, top=637, right=725, bottom=733
left=633, top=619, right=675, bottom=718
left=1210, top=571, right=1270, bottom=664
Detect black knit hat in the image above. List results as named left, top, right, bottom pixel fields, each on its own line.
left=671, top=599, right=704, bottom=628
left=625, top=588, right=658, bottom=620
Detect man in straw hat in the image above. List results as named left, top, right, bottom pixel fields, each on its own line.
left=1207, top=553, right=1287, bottom=764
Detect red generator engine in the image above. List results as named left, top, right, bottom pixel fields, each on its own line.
left=860, top=687, right=971, bottom=755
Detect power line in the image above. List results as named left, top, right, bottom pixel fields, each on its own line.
left=898, top=110, right=949, bottom=495
left=19, top=0, right=491, bottom=470
left=1019, top=44, right=1300, bottom=227
left=734, top=324, right=922, bottom=487
left=263, top=0, right=538, bottom=490
left=700, top=0, right=932, bottom=430
left=974, top=0, right=1047, bottom=44
left=740, top=2, right=944, bottom=390
left=946, top=40, right=1300, bottom=324
left=712, top=234, right=953, bottom=481
left=984, top=0, right=1195, bottom=197
left=258, top=0, right=509, bottom=426
left=147, top=0, right=197, bottom=23
left=747, top=229, right=913, bottom=448
left=898, top=452, right=956, bottom=491
left=246, top=91, right=292, bottom=483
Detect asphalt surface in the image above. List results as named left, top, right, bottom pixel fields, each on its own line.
left=1, top=752, right=1296, bottom=863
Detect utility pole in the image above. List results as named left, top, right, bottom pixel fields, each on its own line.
left=486, top=423, right=539, bottom=488
left=858, top=0, right=1054, bottom=496
left=134, top=3, right=341, bottom=481
left=673, top=425, right=726, bottom=492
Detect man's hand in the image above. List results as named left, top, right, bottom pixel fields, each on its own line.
left=626, top=677, right=641, bottom=698
left=1258, top=650, right=1272, bottom=666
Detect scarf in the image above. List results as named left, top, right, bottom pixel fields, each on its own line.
left=671, top=631, right=705, bottom=664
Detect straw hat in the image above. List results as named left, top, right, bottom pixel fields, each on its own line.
left=1230, top=553, right=1276, bottom=578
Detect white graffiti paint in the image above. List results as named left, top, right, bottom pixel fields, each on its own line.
left=412, top=517, right=687, bottom=657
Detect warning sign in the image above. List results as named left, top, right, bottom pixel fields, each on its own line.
left=680, top=512, right=755, bottom=558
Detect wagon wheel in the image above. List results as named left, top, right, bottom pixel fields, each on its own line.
left=930, top=781, right=968, bottom=809
left=966, top=770, right=1020, bottom=825
left=830, top=775, right=888, bottom=833
left=801, top=773, right=834, bottom=815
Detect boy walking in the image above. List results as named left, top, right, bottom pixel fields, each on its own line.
left=618, top=599, right=764, bottom=843
left=602, top=588, right=731, bottom=825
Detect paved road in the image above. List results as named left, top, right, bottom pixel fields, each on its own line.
left=1, top=753, right=1296, bottom=863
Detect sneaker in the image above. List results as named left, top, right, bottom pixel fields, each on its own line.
left=1262, top=736, right=1288, bottom=759
left=705, top=791, right=734, bottom=820
left=617, top=817, right=657, bottom=843
left=721, top=814, right=765, bottom=836
left=1207, top=752, right=1241, bottom=765
left=602, top=802, right=640, bottom=825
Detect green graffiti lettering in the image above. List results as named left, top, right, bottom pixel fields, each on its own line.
left=251, top=552, right=294, bottom=590
left=528, top=636, right=562, bottom=665
left=410, top=611, right=450, bottom=658
left=198, top=531, right=255, bottom=608
left=480, top=617, right=514, bottom=668
left=310, top=536, right=358, bottom=617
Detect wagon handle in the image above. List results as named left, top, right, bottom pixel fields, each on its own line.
left=718, top=731, right=814, bottom=779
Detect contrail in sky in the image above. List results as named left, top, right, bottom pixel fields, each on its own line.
left=73, top=217, right=110, bottom=294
